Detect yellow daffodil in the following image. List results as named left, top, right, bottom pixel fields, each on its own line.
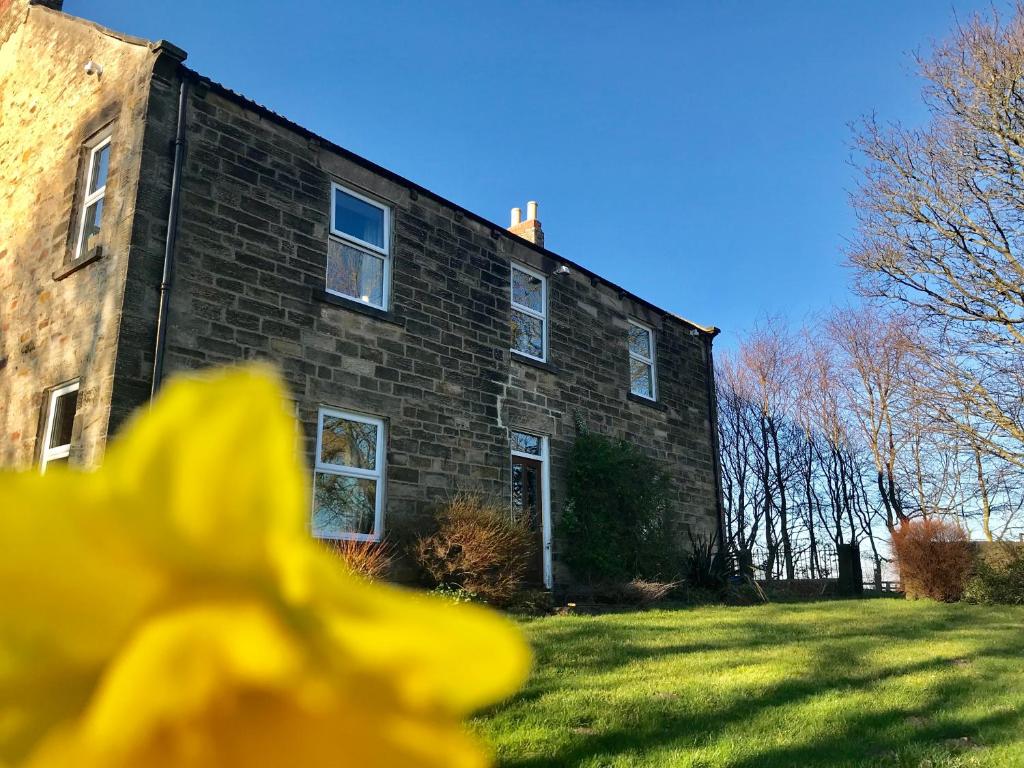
left=0, top=366, right=530, bottom=768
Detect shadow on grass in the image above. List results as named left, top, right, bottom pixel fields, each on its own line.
left=487, top=603, right=1024, bottom=767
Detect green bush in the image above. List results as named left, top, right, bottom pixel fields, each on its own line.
left=963, top=544, right=1024, bottom=605
left=560, top=425, right=681, bottom=583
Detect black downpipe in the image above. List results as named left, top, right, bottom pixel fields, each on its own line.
left=150, top=74, right=188, bottom=399
left=703, top=330, right=728, bottom=549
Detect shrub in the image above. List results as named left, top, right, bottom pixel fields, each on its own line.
left=328, top=539, right=393, bottom=580
left=891, top=517, right=973, bottom=602
left=560, top=426, right=680, bottom=583
left=414, top=493, right=533, bottom=605
left=683, top=529, right=733, bottom=589
left=963, top=544, right=1024, bottom=605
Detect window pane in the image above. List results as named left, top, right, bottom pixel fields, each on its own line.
left=510, top=460, right=541, bottom=531
left=45, top=455, right=70, bottom=468
left=320, top=415, right=378, bottom=470
left=327, top=239, right=384, bottom=306
left=511, top=309, right=544, bottom=358
left=628, top=324, right=652, bottom=358
left=511, top=267, right=544, bottom=312
left=511, top=462, right=524, bottom=513
left=89, top=143, right=111, bottom=194
left=333, top=188, right=384, bottom=248
left=312, top=473, right=377, bottom=537
left=49, top=390, right=78, bottom=449
left=80, top=198, right=104, bottom=256
left=510, top=431, right=541, bottom=455
left=630, top=359, right=654, bottom=398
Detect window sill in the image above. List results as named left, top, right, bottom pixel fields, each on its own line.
left=627, top=392, right=667, bottom=411
left=314, top=290, right=403, bottom=326
left=511, top=350, right=559, bottom=374
left=53, top=247, right=103, bottom=281
left=313, top=531, right=382, bottom=544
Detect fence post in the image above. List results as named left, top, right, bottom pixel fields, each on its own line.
left=837, top=544, right=864, bottom=597
left=737, top=549, right=754, bottom=579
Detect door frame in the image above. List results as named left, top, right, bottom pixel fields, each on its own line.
left=510, top=431, right=552, bottom=589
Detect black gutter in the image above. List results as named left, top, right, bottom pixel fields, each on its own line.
left=150, top=72, right=188, bottom=399
left=186, top=68, right=717, bottom=337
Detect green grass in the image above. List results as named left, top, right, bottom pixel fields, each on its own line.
left=473, top=600, right=1024, bottom=767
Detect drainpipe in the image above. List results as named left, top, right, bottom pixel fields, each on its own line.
left=150, top=73, right=188, bottom=399
left=702, top=328, right=727, bottom=547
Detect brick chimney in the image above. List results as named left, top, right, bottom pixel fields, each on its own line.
left=508, top=201, right=544, bottom=248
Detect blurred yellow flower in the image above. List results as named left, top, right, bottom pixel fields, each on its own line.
left=0, top=366, right=530, bottom=768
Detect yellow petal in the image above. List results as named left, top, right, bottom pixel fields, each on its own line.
left=0, top=471, right=167, bottom=765
left=27, top=601, right=495, bottom=768
left=101, top=365, right=308, bottom=578
left=300, top=549, right=532, bottom=715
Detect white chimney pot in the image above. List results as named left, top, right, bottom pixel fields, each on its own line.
left=526, top=201, right=538, bottom=221
left=511, top=207, right=522, bottom=226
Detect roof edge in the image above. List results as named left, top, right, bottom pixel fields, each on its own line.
left=28, top=1, right=177, bottom=52
left=183, top=68, right=717, bottom=336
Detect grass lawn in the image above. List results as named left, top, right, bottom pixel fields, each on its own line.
left=474, top=600, right=1024, bottom=767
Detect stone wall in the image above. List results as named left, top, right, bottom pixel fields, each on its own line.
left=160, top=81, right=721, bottom=586
left=0, top=2, right=165, bottom=468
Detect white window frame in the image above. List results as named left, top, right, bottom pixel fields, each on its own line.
left=327, top=182, right=391, bottom=310
left=510, top=262, right=548, bottom=362
left=74, top=135, right=112, bottom=260
left=509, top=429, right=552, bottom=589
left=311, top=406, right=386, bottom=542
left=40, top=381, right=79, bottom=473
left=628, top=320, right=658, bottom=401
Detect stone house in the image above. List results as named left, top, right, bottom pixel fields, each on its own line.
left=0, top=0, right=723, bottom=589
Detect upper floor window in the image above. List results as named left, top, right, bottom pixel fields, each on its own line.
left=628, top=321, right=657, bottom=400
left=511, top=263, right=547, bottom=361
left=40, top=381, right=79, bottom=473
left=74, top=136, right=111, bottom=260
left=327, top=183, right=390, bottom=310
left=312, top=407, right=385, bottom=541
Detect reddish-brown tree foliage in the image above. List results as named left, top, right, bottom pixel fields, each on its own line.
left=891, top=518, right=973, bottom=601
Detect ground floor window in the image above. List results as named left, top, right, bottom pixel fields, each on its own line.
left=40, top=381, right=79, bottom=473
left=312, top=407, right=385, bottom=541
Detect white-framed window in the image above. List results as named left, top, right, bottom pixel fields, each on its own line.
left=628, top=320, right=657, bottom=400
left=511, top=263, right=548, bottom=361
left=40, top=381, right=79, bottom=473
left=311, top=407, right=385, bottom=541
left=327, top=182, right=391, bottom=310
left=74, top=136, right=112, bottom=260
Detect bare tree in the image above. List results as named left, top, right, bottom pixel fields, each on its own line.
left=738, top=319, right=802, bottom=579
left=796, top=328, right=859, bottom=548
left=827, top=307, right=915, bottom=531
left=716, top=354, right=764, bottom=554
left=850, top=5, right=1024, bottom=471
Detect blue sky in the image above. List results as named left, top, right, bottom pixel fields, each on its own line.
left=74, top=0, right=1008, bottom=349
